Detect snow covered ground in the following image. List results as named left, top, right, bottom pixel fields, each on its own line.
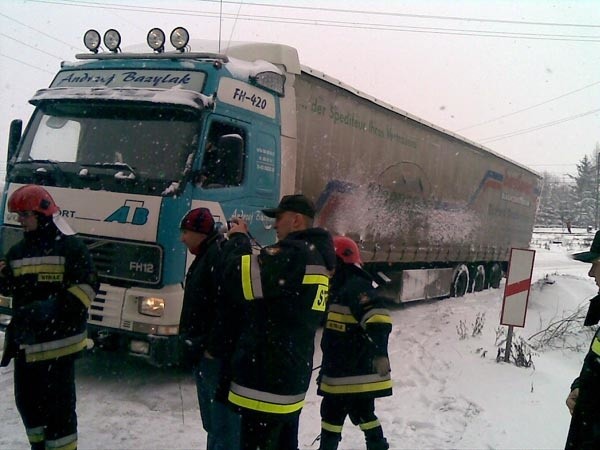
left=0, top=231, right=597, bottom=449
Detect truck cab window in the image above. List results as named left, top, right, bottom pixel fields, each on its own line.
left=199, top=123, right=245, bottom=188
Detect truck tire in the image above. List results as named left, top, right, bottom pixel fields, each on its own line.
left=488, top=262, right=503, bottom=289
left=451, top=264, right=469, bottom=297
left=471, top=264, right=486, bottom=292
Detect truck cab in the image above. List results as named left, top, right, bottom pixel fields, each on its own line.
left=0, top=28, right=290, bottom=365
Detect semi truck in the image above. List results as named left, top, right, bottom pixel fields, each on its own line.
left=0, top=28, right=541, bottom=366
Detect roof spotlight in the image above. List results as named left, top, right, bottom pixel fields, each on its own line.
left=170, top=27, right=189, bottom=52
left=147, top=28, right=166, bottom=53
left=83, top=29, right=101, bottom=53
left=103, top=29, right=121, bottom=53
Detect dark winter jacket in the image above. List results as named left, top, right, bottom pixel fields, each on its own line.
left=0, top=221, right=98, bottom=366
left=565, top=295, right=600, bottom=450
left=222, top=227, right=335, bottom=419
left=318, top=262, right=393, bottom=399
left=179, top=231, right=224, bottom=365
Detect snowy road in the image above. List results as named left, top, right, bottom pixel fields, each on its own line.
left=0, top=243, right=595, bottom=449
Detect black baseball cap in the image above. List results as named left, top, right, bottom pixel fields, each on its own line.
left=572, top=230, right=600, bottom=263
left=262, top=194, right=316, bottom=219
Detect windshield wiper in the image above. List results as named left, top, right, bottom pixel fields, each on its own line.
left=13, top=159, right=68, bottom=179
left=80, top=163, right=138, bottom=180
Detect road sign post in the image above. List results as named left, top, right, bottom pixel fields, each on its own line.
left=500, top=248, right=536, bottom=363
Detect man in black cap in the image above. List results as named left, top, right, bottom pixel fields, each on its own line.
left=221, top=194, right=336, bottom=450
left=565, top=231, right=600, bottom=450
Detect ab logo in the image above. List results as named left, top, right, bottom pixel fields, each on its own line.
left=105, top=200, right=149, bottom=225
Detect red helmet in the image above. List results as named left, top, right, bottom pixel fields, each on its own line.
left=8, top=185, right=59, bottom=217
left=333, top=236, right=362, bottom=264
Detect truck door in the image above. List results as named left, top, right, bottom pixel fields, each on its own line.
left=193, top=115, right=280, bottom=244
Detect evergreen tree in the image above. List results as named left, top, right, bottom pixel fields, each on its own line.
left=535, top=144, right=600, bottom=229
left=536, top=172, right=573, bottom=227
left=568, top=153, right=597, bottom=228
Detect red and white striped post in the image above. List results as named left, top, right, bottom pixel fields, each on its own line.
left=500, top=248, right=536, bottom=363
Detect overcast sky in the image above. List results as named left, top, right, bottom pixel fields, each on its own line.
left=1, top=0, right=599, bottom=179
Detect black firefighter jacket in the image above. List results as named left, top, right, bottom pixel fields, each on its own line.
left=318, top=262, right=393, bottom=399
left=221, top=227, right=335, bottom=419
left=565, top=296, right=600, bottom=450
left=0, top=225, right=98, bottom=366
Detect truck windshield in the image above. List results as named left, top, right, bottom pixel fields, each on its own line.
left=14, top=101, right=201, bottom=193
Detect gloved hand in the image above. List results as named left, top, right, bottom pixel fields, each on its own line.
left=373, top=356, right=391, bottom=376
left=566, top=388, right=579, bottom=415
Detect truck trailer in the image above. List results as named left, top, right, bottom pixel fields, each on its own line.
left=0, top=28, right=540, bottom=365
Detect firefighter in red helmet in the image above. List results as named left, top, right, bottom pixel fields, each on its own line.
left=317, top=236, right=393, bottom=450
left=0, top=185, right=98, bottom=450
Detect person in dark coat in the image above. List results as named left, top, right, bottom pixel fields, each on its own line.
left=566, top=231, right=600, bottom=450
left=178, top=207, right=240, bottom=450
left=317, top=236, right=392, bottom=450
left=0, top=184, right=98, bottom=450
left=221, top=194, right=336, bottom=450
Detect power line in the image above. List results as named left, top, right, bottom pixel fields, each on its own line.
left=0, top=32, right=64, bottom=60
left=458, top=80, right=600, bottom=131
left=179, top=0, right=600, bottom=29
left=0, top=12, right=83, bottom=52
left=0, top=52, right=54, bottom=74
left=480, top=108, right=600, bottom=143
left=26, top=0, right=600, bottom=42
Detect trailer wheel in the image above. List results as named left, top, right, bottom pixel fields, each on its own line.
left=488, top=262, right=503, bottom=289
left=451, top=264, right=469, bottom=297
left=471, top=264, right=486, bottom=292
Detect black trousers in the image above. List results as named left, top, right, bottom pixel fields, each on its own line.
left=320, top=396, right=386, bottom=447
left=240, top=413, right=300, bottom=450
left=565, top=391, right=600, bottom=450
left=321, top=396, right=379, bottom=427
left=14, top=355, right=78, bottom=449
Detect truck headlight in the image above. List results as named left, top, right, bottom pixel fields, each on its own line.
left=137, top=296, right=165, bottom=317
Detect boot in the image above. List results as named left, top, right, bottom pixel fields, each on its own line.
left=318, top=431, right=341, bottom=450
left=366, top=437, right=389, bottom=450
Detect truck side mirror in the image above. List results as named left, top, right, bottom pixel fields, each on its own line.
left=7, top=119, right=23, bottom=165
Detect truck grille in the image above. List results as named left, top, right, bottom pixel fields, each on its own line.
left=80, top=236, right=163, bottom=285
left=88, top=284, right=126, bottom=329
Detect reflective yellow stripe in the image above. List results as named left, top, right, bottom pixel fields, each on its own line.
left=592, top=337, right=600, bottom=356
left=321, top=421, right=343, bottom=433
left=303, top=274, right=329, bottom=285
left=46, top=433, right=77, bottom=450
left=13, top=264, right=65, bottom=276
left=327, top=311, right=358, bottom=324
left=24, top=335, right=88, bottom=362
left=67, top=284, right=95, bottom=308
left=26, top=426, right=45, bottom=444
left=241, top=255, right=255, bottom=300
left=303, top=273, right=329, bottom=311
left=319, top=379, right=393, bottom=395
left=359, top=419, right=381, bottom=431
left=228, top=390, right=305, bottom=415
left=364, top=314, right=393, bottom=324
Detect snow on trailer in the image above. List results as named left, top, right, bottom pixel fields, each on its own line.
left=226, top=42, right=542, bottom=303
